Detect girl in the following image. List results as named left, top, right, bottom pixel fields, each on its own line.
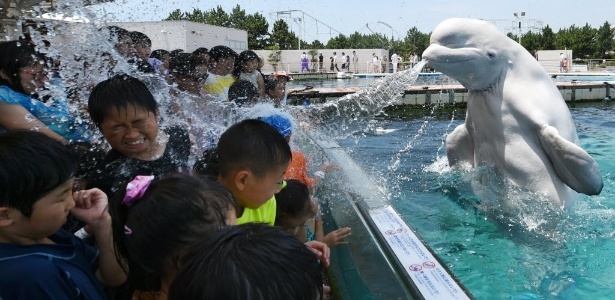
left=275, top=180, right=352, bottom=247
left=0, top=40, right=90, bottom=144
left=111, top=174, right=236, bottom=300
left=86, top=74, right=191, bottom=197
left=203, top=45, right=237, bottom=102
left=233, top=50, right=265, bottom=97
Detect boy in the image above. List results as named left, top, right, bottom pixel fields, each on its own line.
left=0, top=131, right=125, bottom=299
left=216, top=119, right=291, bottom=225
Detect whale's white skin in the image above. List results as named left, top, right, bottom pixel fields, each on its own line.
left=422, top=18, right=603, bottom=208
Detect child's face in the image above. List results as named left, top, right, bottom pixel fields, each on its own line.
left=269, top=81, right=286, bottom=101
left=241, top=165, right=287, bottom=209
left=9, top=178, right=75, bottom=241
left=212, top=56, right=235, bottom=75
left=279, top=214, right=310, bottom=236
left=243, top=59, right=258, bottom=73
left=99, top=105, right=160, bottom=160
left=134, top=43, right=151, bottom=60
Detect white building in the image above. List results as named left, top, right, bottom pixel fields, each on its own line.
left=111, top=20, right=247, bottom=53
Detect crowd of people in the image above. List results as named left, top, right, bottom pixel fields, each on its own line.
left=0, top=25, right=351, bottom=300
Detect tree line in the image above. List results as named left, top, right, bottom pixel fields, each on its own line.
left=166, top=5, right=614, bottom=61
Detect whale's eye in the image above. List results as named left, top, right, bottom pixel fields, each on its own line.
left=487, top=51, right=496, bottom=59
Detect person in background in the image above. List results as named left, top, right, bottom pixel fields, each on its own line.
left=301, top=52, right=310, bottom=73
left=168, top=224, right=325, bottom=300
left=150, top=49, right=171, bottom=75
left=391, top=53, right=400, bottom=73
left=228, top=80, right=259, bottom=106
left=203, top=45, right=237, bottom=102
left=128, top=31, right=155, bottom=73
left=333, top=52, right=340, bottom=71
left=352, top=51, right=359, bottom=73
left=318, top=52, right=324, bottom=72
left=340, top=52, right=347, bottom=71
left=169, top=53, right=207, bottom=96
left=233, top=50, right=265, bottom=97
left=0, top=131, right=126, bottom=300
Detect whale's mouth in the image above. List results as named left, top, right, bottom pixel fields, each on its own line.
left=427, top=57, right=474, bottom=64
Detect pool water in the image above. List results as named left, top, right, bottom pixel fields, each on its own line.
left=337, top=103, right=614, bottom=299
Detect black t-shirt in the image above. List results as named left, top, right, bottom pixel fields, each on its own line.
left=87, top=126, right=190, bottom=198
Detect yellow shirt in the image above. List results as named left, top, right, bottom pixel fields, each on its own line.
left=203, top=73, right=236, bottom=101
left=237, top=196, right=277, bottom=226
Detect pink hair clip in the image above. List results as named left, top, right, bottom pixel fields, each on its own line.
left=122, top=175, right=154, bottom=206
left=124, top=225, right=133, bottom=235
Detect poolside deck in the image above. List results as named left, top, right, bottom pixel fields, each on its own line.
left=289, top=81, right=615, bottom=105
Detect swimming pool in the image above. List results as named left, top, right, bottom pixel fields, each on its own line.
left=335, top=103, right=614, bottom=299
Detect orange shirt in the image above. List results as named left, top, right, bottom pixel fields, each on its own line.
left=285, top=150, right=315, bottom=187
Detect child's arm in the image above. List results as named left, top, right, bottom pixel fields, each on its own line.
left=71, top=188, right=127, bottom=287
left=322, top=227, right=352, bottom=248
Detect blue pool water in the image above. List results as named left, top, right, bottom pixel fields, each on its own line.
left=337, top=103, right=614, bottom=299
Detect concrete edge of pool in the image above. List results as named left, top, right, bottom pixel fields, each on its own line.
left=307, top=133, right=475, bottom=300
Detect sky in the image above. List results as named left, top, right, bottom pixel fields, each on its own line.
left=86, top=0, right=615, bottom=43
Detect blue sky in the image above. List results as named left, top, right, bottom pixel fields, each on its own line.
left=87, top=0, right=615, bottom=43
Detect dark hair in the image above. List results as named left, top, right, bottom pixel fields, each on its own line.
left=275, top=179, right=311, bottom=225
left=150, top=49, right=170, bottom=61
left=228, top=80, right=258, bottom=106
left=129, top=31, right=151, bottom=47
left=232, top=50, right=259, bottom=77
left=169, top=53, right=197, bottom=78
left=192, top=47, right=209, bottom=56
left=0, top=40, right=47, bottom=94
left=193, top=148, right=220, bottom=177
left=208, top=45, right=237, bottom=62
left=264, top=75, right=282, bottom=95
left=111, top=174, right=234, bottom=291
left=169, top=49, right=184, bottom=58
left=88, top=74, right=158, bottom=127
left=0, top=131, right=77, bottom=217
left=104, top=25, right=130, bottom=43
left=217, top=119, right=291, bottom=178
left=168, top=223, right=323, bottom=300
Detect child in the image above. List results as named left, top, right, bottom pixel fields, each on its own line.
left=111, top=174, right=236, bottom=299
left=263, top=75, right=287, bottom=107
left=228, top=80, right=259, bottom=106
left=86, top=74, right=191, bottom=197
left=275, top=180, right=352, bottom=247
left=168, top=223, right=324, bottom=300
left=0, top=40, right=90, bottom=144
left=233, top=50, right=265, bottom=97
left=216, top=118, right=291, bottom=225
left=0, top=131, right=125, bottom=299
left=203, top=45, right=237, bottom=102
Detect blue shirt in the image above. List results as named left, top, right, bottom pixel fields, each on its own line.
left=0, top=229, right=106, bottom=300
left=0, top=85, right=90, bottom=142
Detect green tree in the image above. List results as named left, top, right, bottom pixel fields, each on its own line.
left=595, top=21, right=614, bottom=58
left=270, top=19, right=297, bottom=50
left=165, top=9, right=184, bottom=21
left=540, top=25, right=556, bottom=50
left=404, top=27, right=429, bottom=55
left=571, top=24, right=597, bottom=58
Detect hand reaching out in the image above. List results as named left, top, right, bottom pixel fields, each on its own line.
left=323, top=227, right=351, bottom=247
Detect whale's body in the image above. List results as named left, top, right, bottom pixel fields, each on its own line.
left=422, top=18, right=602, bottom=209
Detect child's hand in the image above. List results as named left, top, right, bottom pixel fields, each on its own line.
left=323, top=227, right=351, bottom=247
left=305, top=240, right=330, bottom=267
left=70, top=188, right=110, bottom=231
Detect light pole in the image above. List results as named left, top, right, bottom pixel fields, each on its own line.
left=377, top=21, right=394, bottom=40
left=513, top=11, right=525, bottom=45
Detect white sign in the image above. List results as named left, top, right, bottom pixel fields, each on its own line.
left=369, top=206, right=472, bottom=300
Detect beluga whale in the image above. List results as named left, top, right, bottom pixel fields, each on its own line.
left=422, top=18, right=602, bottom=211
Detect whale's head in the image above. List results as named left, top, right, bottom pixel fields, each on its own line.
left=423, top=18, right=517, bottom=90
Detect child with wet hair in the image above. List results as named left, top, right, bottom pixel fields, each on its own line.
left=86, top=74, right=191, bottom=197
left=203, top=45, right=237, bottom=101
left=228, top=79, right=258, bottom=106
left=276, top=179, right=351, bottom=246
left=233, top=50, right=265, bottom=97
left=0, top=131, right=126, bottom=299
left=168, top=223, right=324, bottom=300
left=111, top=174, right=236, bottom=299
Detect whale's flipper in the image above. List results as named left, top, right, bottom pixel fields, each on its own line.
left=538, top=124, right=603, bottom=195
left=446, top=124, right=475, bottom=167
